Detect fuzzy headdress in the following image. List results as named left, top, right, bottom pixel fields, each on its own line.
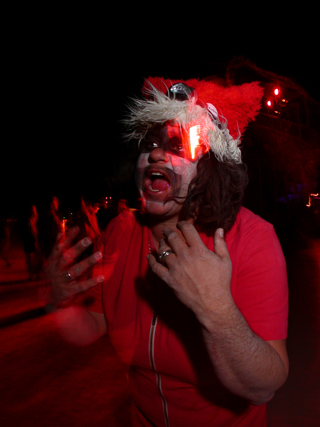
left=123, top=77, right=263, bottom=164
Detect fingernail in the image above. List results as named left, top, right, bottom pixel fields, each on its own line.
left=219, top=228, right=224, bottom=238
left=162, top=228, right=170, bottom=236
left=93, top=251, right=102, bottom=260
left=82, top=237, right=92, bottom=247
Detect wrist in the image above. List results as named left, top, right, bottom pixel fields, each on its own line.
left=196, top=296, right=239, bottom=334
left=46, top=286, right=75, bottom=312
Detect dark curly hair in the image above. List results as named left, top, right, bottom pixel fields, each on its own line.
left=179, top=152, right=248, bottom=236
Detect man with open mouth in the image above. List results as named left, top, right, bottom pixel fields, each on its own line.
left=135, top=121, right=203, bottom=221
left=46, top=77, right=289, bottom=427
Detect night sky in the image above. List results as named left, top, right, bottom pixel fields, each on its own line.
left=2, top=20, right=319, bottom=217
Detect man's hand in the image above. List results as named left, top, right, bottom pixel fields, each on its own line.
left=45, top=226, right=104, bottom=307
left=148, top=221, right=289, bottom=404
left=147, top=221, right=233, bottom=321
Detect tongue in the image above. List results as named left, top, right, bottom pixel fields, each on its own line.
left=151, top=178, right=170, bottom=191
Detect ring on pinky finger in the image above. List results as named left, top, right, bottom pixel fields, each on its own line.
left=65, top=271, right=76, bottom=282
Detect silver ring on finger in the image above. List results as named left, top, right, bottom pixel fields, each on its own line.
left=158, top=250, right=173, bottom=263
left=65, top=271, right=75, bottom=282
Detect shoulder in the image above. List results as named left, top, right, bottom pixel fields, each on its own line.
left=234, top=207, right=273, bottom=232
left=227, top=207, right=285, bottom=262
left=228, top=207, right=276, bottom=244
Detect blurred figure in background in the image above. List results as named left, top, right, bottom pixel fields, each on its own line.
left=96, top=196, right=118, bottom=231
left=18, top=204, right=40, bottom=279
left=38, top=195, right=62, bottom=263
left=0, top=215, right=11, bottom=268
left=66, top=197, right=102, bottom=278
left=80, top=198, right=101, bottom=242
left=117, top=198, right=130, bottom=214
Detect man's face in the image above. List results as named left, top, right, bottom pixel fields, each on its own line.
left=135, top=123, right=204, bottom=220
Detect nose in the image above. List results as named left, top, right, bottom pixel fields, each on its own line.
left=148, top=147, right=170, bottom=164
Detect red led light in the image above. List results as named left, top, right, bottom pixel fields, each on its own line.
left=189, top=125, right=201, bottom=160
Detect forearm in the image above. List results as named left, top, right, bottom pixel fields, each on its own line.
left=52, top=305, right=107, bottom=346
left=198, top=302, right=288, bottom=405
left=148, top=223, right=288, bottom=404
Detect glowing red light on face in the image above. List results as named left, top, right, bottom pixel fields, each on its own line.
left=189, top=125, right=201, bottom=160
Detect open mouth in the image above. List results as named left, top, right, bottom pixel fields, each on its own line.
left=136, top=164, right=182, bottom=202
left=145, top=170, right=171, bottom=193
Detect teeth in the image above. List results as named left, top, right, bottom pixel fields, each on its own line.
left=149, top=185, right=160, bottom=192
left=148, top=171, right=168, bottom=192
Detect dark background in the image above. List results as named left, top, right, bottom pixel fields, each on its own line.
left=2, top=10, right=319, bottom=222
left=1, top=13, right=319, bottom=427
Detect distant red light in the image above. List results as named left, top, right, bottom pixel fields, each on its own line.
left=274, top=88, right=280, bottom=96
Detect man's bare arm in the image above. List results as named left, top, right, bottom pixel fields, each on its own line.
left=148, top=222, right=289, bottom=404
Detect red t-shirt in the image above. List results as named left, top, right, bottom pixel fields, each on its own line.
left=85, top=207, right=288, bottom=426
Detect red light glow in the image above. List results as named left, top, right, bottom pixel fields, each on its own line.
left=307, top=193, right=319, bottom=207
left=274, top=88, right=280, bottom=96
left=189, top=125, right=201, bottom=160
left=61, top=218, right=67, bottom=236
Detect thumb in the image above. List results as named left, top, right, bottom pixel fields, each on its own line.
left=214, top=228, right=229, bottom=259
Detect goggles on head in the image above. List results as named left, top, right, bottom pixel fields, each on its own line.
left=139, top=83, right=213, bottom=161
left=167, top=82, right=195, bottom=101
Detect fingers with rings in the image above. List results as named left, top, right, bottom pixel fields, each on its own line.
left=65, top=271, right=75, bottom=282
left=158, top=249, right=173, bottom=263
left=63, top=250, right=103, bottom=282
left=158, top=238, right=174, bottom=264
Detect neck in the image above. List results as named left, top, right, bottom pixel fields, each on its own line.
left=147, top=214, right=193, bottom=251
left=150, top=221, right=177, bottom=250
